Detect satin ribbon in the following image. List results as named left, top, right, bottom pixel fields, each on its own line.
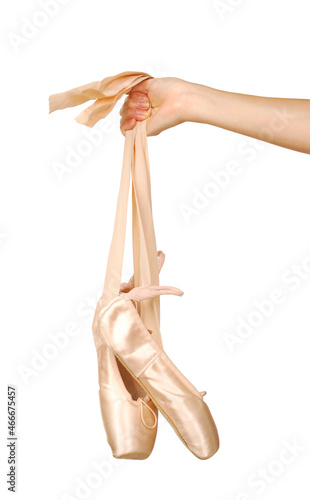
left=49, top=70, right=152, bottom=127
left=49, top=70, right=164, bottom=348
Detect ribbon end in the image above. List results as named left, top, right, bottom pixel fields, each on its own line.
left=48, top=93, right=60, bottom=114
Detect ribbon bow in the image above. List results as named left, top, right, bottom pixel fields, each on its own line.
left=48, top=70, right=152, bottom=127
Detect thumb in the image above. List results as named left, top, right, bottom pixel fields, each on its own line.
left=145, top=106, right=170, bottom=137
left=127, top=77, right=153, bottom=96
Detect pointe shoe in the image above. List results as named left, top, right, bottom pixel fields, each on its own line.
left=94, top=340, right=158, bottom=459
left=97, top=283, right=220, bottom=460
left=92, top=251, right=165, bottom=459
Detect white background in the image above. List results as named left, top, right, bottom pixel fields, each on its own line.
left=1, top=1, right=310, bottom=499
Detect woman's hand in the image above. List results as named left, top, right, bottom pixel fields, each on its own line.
left=120, top=76, right=310, bottom=154
left=120, top=77, right=189, bottom=136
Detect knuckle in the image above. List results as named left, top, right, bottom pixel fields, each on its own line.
left=123, top=109, right=136, bottom=121
left=129, top=91, right=149, bottom=103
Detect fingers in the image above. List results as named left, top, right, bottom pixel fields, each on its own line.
left=120, top=118, right=136, bottom=136
left=120, top=91, right=151, bottom=134
left=120, top=91, right=149, bottom=115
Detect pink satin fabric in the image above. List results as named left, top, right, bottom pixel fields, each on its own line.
left=49, top=71, right=219, bottom=460
left=99, top=295, right=219, bottom=460
left=50, top=71, right=162, bottom=459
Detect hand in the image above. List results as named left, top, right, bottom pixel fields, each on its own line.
left=120, top=77, right=189, bottom=136
left=120, top=76, right=310, bottom=154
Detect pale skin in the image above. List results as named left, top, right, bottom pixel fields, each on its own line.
left=120, top=78, right=310, bottom=154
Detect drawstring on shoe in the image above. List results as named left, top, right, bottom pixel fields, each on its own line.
left=139, top=398, right=157, bottom=430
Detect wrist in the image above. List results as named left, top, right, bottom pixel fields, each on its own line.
left=168, top=79, right=193, bottom=126
left=181, top=81, right=218, bottom=125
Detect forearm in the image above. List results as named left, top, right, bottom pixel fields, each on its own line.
left=183, top=82, right=310, bottom=154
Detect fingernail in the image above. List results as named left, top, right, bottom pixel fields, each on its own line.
left=136, top=110, right=149, bottom=117
left=137, top=101, right=149, bottom=109
left=139, top=94, right=149, bottom=101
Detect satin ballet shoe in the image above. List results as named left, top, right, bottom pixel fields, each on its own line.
left=97, top=284, right=220, bottom=460
left=92, top=252, right=165, bottom=460
left=94, top=340, right=158, bottom=459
